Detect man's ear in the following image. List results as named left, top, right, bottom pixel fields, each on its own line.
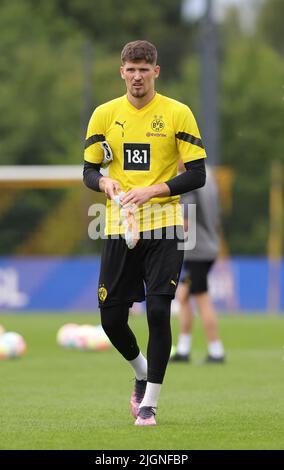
left=120, top=66, right=125, bottom=79
left=154, top=65, right=160, bottom=78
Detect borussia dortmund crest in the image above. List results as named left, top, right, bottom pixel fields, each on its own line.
left=151, top=115, right=165, bottom=132
left=98, top=286, right=108, bottom=302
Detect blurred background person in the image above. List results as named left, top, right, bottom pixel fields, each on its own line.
left=171, top=164, right=225, bottom=363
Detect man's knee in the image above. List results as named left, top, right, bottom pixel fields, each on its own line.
left=146, top=295, right=171, bottom=329
left=100, top=304, right=129, bottom=332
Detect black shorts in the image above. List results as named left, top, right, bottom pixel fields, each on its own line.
left=180, top=260, right=215, bottom=294
left=98, top=227, right=184, bottom=307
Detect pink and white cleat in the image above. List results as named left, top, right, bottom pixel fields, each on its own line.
left=134, top=406, right=157, bottom=426
left=130, top=379, right=147, bottom=418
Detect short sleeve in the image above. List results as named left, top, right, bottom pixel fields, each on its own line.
left=83, top=107, right=106, bottom=164
left=175, top=105, right=207, bottom=164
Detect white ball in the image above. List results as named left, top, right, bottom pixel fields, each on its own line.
left=74, top=324, right=96, bottom=350
left=85, top=325, right=111, bottom=351
left=56, top=323, right=79, bottom=348
left=0, top=332, right=26, bottom=359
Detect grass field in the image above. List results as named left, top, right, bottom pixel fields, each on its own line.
left=0, top=313, right=283, bottom=450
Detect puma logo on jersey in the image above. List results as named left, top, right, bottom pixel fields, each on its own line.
left=115, top=121, right=126, bottom=137
left=115, top=120, right=126, bottom=129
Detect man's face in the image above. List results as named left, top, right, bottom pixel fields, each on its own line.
left=120, top=60, right=160, bottom=99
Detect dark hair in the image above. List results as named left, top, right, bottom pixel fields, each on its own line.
left=121, top=40, right=157, bottom=65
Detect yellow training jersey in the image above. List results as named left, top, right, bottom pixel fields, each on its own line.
left=84, top=93, right=206, bottom=235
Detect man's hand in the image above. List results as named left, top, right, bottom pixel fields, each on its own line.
left=120, top=187, right=154, bottom=207
left=121, top=183, right=170, bottom=207
left=99, top=177, right=121, bottom=200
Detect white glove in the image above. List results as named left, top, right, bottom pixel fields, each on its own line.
left=113, top=191, right=125, bottom=208
left=113, top=191, right=140, bottom=249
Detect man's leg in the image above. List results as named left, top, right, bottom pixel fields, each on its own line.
left=100, top=303, right=140, bottom=360
left=100, top=303, right=147, bottom=416
left=135, top=295, right=172, bottom=426
left=171, top=282, right=194, bottom=361
left=194, top=292, right=225, bottom=361
left=134, top=228, right=184, bottom=425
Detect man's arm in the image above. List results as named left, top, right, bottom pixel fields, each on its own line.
left=165, top=158, right=206, bottom=196
left=120, top=159, right=206, bottom=206
left=83, top=161, right=102, bottom=192
left=83, top=160, right=121, bottom=199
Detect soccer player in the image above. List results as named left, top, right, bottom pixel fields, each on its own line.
left=171, top=165, right=225, bottom=363
left=83, top=40, right=206, bottom=425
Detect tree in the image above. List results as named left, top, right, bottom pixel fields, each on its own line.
left=0, top=0, right=83, bottom=253
left=32, top=0, right=192, bottom=80
left=257, top=0, right=284, bottom=55
left=220, top=39, right=284, bottom=254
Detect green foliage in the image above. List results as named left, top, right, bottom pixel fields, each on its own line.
left=221, top=38, right=284, bottom=254
left=159, top=55, right=200, bottom=116
left=0, top=0, right=83, bottom=166
left=0, top=189, right=64, bottom=254
left=257, top=0, right=284, bottom=55
left=51, top=0, right=191, bottom=79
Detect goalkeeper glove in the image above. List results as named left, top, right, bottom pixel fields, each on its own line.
left=113, top=191, right=140, bottom=249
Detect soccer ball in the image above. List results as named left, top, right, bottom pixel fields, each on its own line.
left=57, top=323, right=111, bottom=352
left=75, top=324, right=111, bottom=351
left=56, top=323, right=79, bottom=348
left=74, top=324, right=96, bottom=350
left=84, top=325, right=111, bottom=351
left=0, top=332, right=26, bottom=360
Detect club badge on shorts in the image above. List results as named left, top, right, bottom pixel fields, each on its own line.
left=98, top=286, right=108, bottom=303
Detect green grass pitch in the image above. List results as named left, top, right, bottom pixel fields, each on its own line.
left=0, top=313, right=283, bottom=450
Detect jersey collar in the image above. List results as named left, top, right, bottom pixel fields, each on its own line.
left=124, top=92, right=161, bottom=113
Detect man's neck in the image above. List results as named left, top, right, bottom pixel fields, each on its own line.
left=127, top=91, right=156, bottom=110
